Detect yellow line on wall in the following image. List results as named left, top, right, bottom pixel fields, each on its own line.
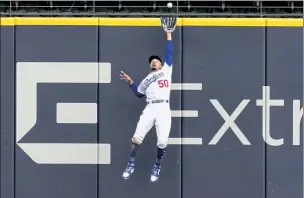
left=0, top=17, right=303, bottom=27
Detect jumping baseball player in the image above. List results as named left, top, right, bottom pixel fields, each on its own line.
left=120, top=29, right=173, bottom=183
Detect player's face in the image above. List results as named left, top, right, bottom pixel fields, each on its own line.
left=150, top=59, right=162, bottom=71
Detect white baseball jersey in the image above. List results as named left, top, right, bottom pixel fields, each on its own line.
left=137, top=63, right=172, bottom=102
left=130, top=40, right=173, bottom=150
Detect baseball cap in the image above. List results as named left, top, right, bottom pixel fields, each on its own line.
left=149, top=55, right=162, bottom=64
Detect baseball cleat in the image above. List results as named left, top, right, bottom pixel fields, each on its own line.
left=150, top=164, right=161, bottom=183
left=122, top=162, right=135, bottom=180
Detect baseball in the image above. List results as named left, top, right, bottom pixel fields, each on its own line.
left=167, top=2, right=173, bottom=9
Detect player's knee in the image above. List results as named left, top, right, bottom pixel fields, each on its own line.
left=132, top=136, right=143, bottom=145
left=157, top=136, right=168, bottom=148
left=157, top=142, right=167, bottom=149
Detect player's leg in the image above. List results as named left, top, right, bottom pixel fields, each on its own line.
left=150, top=106, right=172, bottom=183
left=130, top=106, right=155, bottom=159
left=122, top=106, right=155, bottom=180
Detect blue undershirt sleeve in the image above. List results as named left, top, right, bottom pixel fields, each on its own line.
left=129, top=83, right=145, bottom=98
left=164, top=40, right=172, bottom=66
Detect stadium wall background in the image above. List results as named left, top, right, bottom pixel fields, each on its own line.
left=0, top=17, right=303, bottom=198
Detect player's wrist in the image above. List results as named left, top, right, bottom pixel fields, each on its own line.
left=166, top=32, right=172, bottom=40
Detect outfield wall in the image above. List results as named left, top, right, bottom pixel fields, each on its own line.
left=0, top=17, right=303, bottom=198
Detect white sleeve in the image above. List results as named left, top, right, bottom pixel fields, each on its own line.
left=161, top=62, right=173, bottom=76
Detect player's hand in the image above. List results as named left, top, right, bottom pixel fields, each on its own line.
left=161, top=16, right=176, bottom=33
left=120, top=71, right=133, bottom=85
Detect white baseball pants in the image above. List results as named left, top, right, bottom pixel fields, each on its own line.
left=132, top=103, right=171, bottom=148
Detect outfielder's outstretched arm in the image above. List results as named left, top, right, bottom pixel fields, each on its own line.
left=164, top=33, right=172, bottom=67
left=120, top=71, right=145, bottom=98
left=129, top=83, right=145, bottom=98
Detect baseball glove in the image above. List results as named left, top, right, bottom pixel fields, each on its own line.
left=160, top=16, right=177, bottom=33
